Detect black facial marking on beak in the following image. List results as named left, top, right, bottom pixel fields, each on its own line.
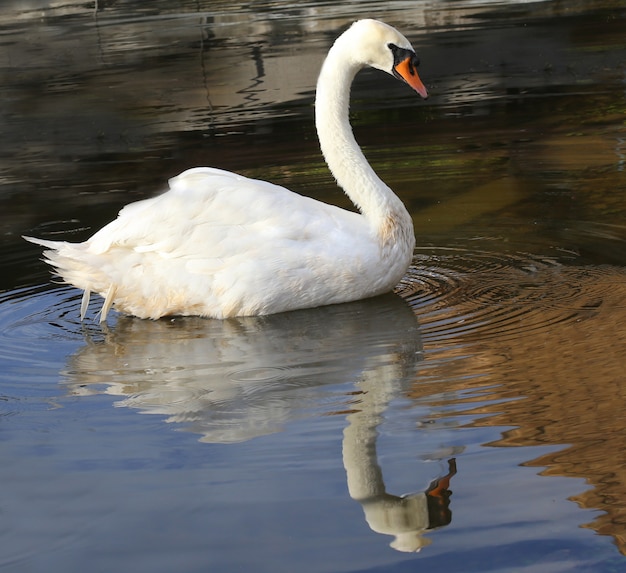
left=387, top=42, right=428, bottom=99
left=388, top=43, right=420, bottom=80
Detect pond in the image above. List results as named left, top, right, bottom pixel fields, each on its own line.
left=1, top=0, right=626, bottom=571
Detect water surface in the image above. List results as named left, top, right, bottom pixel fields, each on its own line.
left=1, top=1, right=626, bottom=571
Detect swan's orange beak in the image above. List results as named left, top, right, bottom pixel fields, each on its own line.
left=394, top=56, right=428, bottom=99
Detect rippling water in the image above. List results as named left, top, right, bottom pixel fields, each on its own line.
left=2, top=1, right=626, bottom=572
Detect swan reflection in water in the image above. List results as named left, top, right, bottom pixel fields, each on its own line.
left=62, top=293, right=457, bottom=551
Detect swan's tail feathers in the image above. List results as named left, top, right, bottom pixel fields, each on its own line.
left=23, top=236, right=109, bottom=322
left=100, top=284, right=117, bottom=323
left=23, top=235, right=72, bottom=283
left=80, top=289, right=91, bottom=321
left=23, top=236, right=64, bottom=250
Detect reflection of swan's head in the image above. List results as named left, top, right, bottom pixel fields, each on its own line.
left=391, top=532, right=432, bottom=553
left=359, top=456, right=456, bottom=554
left=351, top=468, right=457, bottom=553
left=361, top=493, right=433, bottom=553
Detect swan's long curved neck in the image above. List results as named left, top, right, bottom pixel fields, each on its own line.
left=315, top=41, right=411, bottom=240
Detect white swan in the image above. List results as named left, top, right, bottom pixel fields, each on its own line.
left=25, top=19, right=428, bottom=321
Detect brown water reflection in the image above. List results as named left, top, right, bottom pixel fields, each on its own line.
left=399, top=252, right=626, bottom=554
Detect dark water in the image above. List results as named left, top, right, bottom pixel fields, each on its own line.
left=2, top=1, right=626, bottom=571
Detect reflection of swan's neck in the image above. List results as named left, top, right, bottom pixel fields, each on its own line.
left=342, top=372, right=432, bottom=553
left=342, top=368, right=456, bottom=553
left=315, top=37, right=413, bottom=244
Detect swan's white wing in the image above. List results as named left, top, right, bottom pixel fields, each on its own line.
left=87, top=167, right=357, bottom=258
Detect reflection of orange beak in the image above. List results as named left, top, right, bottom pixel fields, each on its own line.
left=394, top=56, right=428, bottom=99
left=426, top=457, right=457, bottom=497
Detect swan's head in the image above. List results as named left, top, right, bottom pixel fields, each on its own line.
left=345, top=19, right=428, bottom=99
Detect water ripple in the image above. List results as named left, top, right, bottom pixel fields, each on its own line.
left=0, top=284, right=106, bottom=391
left=397, top=246, right=626, bottom=344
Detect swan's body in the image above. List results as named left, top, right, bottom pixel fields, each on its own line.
left=25, top=19, right=428, bottom=321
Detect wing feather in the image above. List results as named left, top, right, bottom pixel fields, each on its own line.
left=87, top=167, right=359, bottom=262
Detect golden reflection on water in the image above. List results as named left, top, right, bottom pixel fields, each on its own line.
left=400, top=256, right=626, bottom=554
